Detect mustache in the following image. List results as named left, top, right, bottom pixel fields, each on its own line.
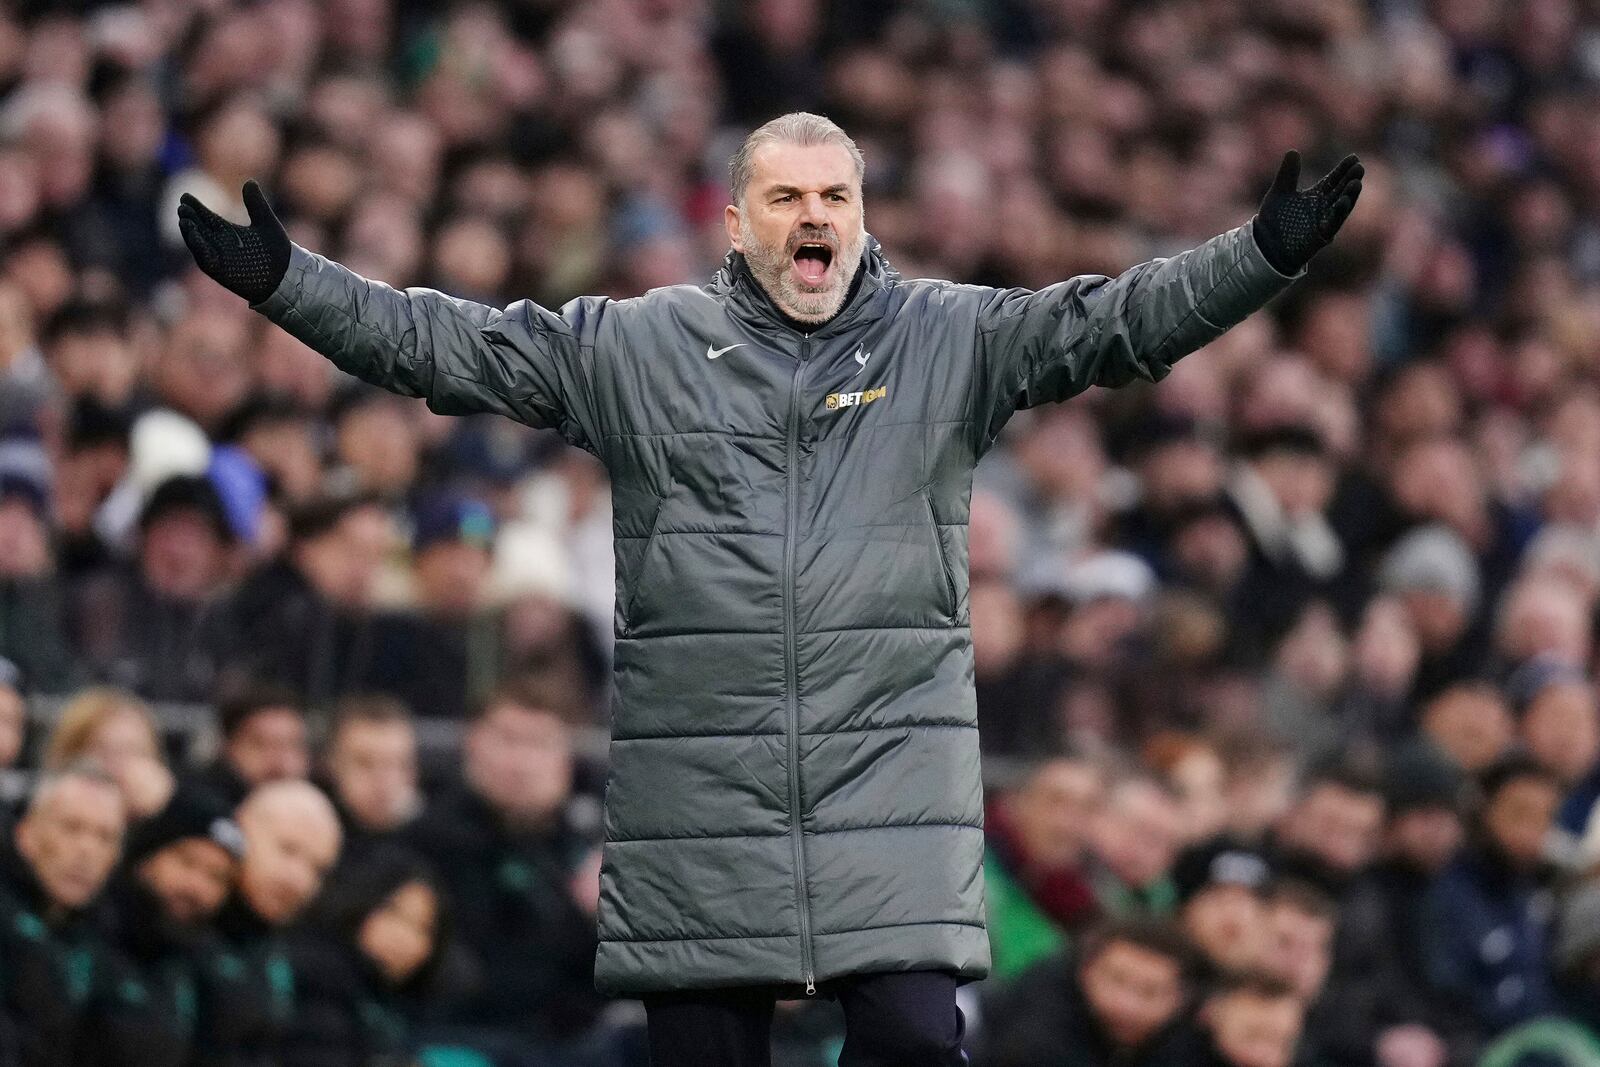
left=787, top=227, right=839, bottom=252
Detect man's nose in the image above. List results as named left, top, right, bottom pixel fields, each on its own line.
left=798, top=192, right=830, bottom=227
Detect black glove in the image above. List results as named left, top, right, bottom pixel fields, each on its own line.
left=1251, top=151, right=1363, bottom=275
left=177, top=179, right=290, bottom=305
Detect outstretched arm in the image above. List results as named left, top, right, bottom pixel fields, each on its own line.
left=974, top=151, right=1362, bottom=449
left=179, top=181, right=603, bottom=452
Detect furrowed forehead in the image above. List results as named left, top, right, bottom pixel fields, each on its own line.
left=749, top=141, right=861, bottom=195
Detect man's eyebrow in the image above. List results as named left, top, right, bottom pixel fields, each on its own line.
left=764, top=183, right=853, bottom=197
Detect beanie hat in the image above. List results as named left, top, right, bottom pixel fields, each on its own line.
left=123, top=782, right=247, bottom=868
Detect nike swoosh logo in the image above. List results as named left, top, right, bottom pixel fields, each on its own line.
left=706, top=343, right=746, bottom=360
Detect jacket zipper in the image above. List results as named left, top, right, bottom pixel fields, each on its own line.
left=786, top=333, right=817, bottom=996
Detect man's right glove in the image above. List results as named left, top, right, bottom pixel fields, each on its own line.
left=177, top=179, right=291, bottom=305
left=1251, top=150, right=1363, bottom=275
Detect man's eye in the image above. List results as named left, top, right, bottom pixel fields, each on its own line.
left=829, top=193, right=846, bottom=202
left=775, top=194, right=795, bottom=203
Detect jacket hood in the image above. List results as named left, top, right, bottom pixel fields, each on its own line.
left=305, top=843, right=454, bottom=995
left=708, top=232, right=899, bottom=338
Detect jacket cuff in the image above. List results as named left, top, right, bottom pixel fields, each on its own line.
left=248, top=242, right=317, bottom=318
left=1243, top=216, right=1306, bottom=283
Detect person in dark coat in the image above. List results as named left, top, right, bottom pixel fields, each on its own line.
left=207, top=492, right=393, bottom=709
left=1316, top=742, right=1466, bottom=1067
left=283, top=845, right=462, bottom=1067
left=1419, top=754, right=1564, bottom=1059
left=188, top=686, right=310, bottom=809
left=362, top=492, right=499, bottom=721
left=408, top=682, right=606, bottom=1056
left=69, top=474, right=235, bottom=702
left=85, top=783, right=247, bottom=1067
left=193, top=781, right=342, bottom=1067
left=320, top=694, right=423, bottom=860
left=0, top=765, right=127, bottom=1067
left=1195, top=971, right=1310, bottom=1067
left=976, top=918, right=1203, bottom=1067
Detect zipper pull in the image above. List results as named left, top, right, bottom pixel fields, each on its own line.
left=805, top=977, right=816, bottom=996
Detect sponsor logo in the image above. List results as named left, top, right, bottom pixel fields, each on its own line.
left=706, top=343, right=745, bottom=360
left=853, top=345, right=871, bottom=375
left=825, top=384, right=888, bottom=411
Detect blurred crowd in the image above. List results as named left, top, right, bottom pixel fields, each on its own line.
left=4, top=0, right=1600, bottom=1064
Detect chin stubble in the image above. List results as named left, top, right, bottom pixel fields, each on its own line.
left=739, top=217, right=864, bottom=324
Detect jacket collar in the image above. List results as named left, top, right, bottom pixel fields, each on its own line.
left=708, top=233, right=898, bottom=340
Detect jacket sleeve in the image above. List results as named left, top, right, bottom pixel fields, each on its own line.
left=250, top=244, right=606, bottom=454
left=972, top=220, right=1297, bottom=451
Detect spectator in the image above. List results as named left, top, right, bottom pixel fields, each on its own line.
left=1505, top=660, right=1600, bottom=811
left=87, top=783, right=247, bottom=1067
left=194, top=780, right=341, bottom=1067
left=1420, top=755, right=1564, bottom=1056
left=1322, top=743, right=1466, bottom=1067
left=0, top=658, right=27, bottom=817
left=1420, top=684, right=1514, bottom=776
left=1267, top=763, right=1387, bottom=896
left=283, top=845, right=461, bottom=1067
left=210, top=493, right=394, bottom=708
left=43, top=687, right=174, bottom=819
left=364, top=492, right=498, bottom=720
left=320, top=694, right=421, bottom=856
left=410, top=680, right=606, bottom=1061
left=1171, top=836, right=1274, bottom=980
left=0, top=438, right=73, bottom=690
left=976, top=918, right=1200, bottom=1067
left=70, top=474, right=236, bottom=702
left=1196, top=971, right=1308, bottom=1067
left=1260, top=879, right=1338, bottom=1062
left=983, top=756, right=1104, bottom=977
left=190, top=687, right=310, bottom=808
left=1086, top=775, right=1184, bottom=916
left=0, top=765, right=126, bottom=1067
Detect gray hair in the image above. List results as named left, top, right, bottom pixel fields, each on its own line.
left=728, top=112, right=865, bottom=207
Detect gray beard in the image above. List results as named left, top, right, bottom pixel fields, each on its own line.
left=738, top=217, right=865, bottom=325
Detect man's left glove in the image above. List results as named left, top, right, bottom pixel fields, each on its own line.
left=1251, top=150, right=1363, bottom=275
left=177, top=179, right=290, bottom=305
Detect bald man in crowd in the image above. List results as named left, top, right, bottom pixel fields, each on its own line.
left=193, top=780, right=341, bottom=1067
left=0, top=765, right=127, bottom=1067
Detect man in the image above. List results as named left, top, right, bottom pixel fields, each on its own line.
left=409, top=681, right=607, bottom=1060
left=71, top=474, right=235, bottom=702
left=1172, top=836, right=1274, bottom=981
left=87, top=783, right=247, bottom=1067
left=0, top=765, right=126, bottom=1067
left=983, top=756, right=1104, bottom=977
left=364, top=492, right=500, bottom=720
left=193, top=780, right=341, bottom=1067
left=1087, top=774, right=1186, bottom=917
left=1268, top=763, right=1387, bottom=896
left=1319, top=743, right=1464, bottom=1067
left=209, top=492, right=394, bottom=707
left=1420, top=755, right=1563, bottom=1056
left=0, top=440, right=74, bottom=690
left=190, top=686, right=310, bottom=808
left=976, top=918, right=1201, bottom=1067
left=180, top=111, right=1361, bottom=1063
left=1197, top=971, right=1309, bottom=1067
left=321, top=693, right=422, bottom=855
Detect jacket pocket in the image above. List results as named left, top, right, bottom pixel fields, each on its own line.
left=620, top=499, right=665, bottom=635
left=924, top=489, right=959, bottom=624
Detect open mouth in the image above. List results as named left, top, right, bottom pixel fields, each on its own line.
left=792, top=241, right=834, bottom=287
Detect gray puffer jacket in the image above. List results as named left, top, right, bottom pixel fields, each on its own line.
left=249, top=221, right=1295, bottom=996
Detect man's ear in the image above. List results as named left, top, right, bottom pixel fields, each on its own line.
left=725, top=204, right=745, bottom=253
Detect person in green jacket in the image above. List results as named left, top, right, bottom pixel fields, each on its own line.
left=179, top=111, right=1360, bottom=1066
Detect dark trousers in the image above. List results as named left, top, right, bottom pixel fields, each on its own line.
left=641, top=970, right=969, bottom=1067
